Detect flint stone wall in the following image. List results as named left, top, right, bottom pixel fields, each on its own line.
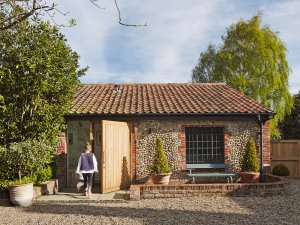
left=135, top=118, right=268, bottom=181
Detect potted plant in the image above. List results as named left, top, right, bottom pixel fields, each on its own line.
left=4, top=141, right=53, bottom=207
left=151, top=138, right=172, bottom=184
left=239, top=137, right=260, bottom=183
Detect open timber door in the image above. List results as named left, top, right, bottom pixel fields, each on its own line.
left=101, top=120, right=131, bottom=193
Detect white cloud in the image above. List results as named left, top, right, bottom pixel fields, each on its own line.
left=53, top=0, right=300, bottom=93
left=263, top=0, right=300, bottom=93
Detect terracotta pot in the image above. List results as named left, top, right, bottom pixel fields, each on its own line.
left=239, top=172, right=260, bottom=183
left=9, top=182, right=33, bottom=207
left=151, top=173, right=172, bottom=184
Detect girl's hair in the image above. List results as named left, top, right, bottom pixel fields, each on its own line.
left=85, top=142, right=92, bottom=151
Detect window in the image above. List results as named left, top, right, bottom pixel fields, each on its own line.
left=185, top=127, right=224, bottom=164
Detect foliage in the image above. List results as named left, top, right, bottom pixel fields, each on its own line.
left=278, top=92, right=300, bottom=139
left=0, top=140, right=54, bottom=184
left=0, top=179, right=11, bottom=190
left=8, top=176, right=35, bottom=186
left=0, top=1, right=75, bottom=30
left=34, top=166, right=53, bottom=185
left=151, top=138, right=171, bottom=174
left=0, top=94, right=4, bottom=110
left=272, top=164, right=290, bottom=176
left=192, top=44, right=218, bottom=83
left=241, top=137, right=259, bottom=172
left=0, top=18, right=86, bottom=147
left=0, top=146, right=15, bottom=181
left=192, top=13, right=293, bottom=137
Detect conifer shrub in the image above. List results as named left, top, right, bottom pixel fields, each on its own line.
left=151, top=138, right=171, bottom=174
left=241, top=137, right=259, bottom=172
left=272, top=164, right=290, bottom=176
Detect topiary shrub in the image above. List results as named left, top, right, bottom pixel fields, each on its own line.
left=272, top=164, right=290, bottom=176
left=241, top=137, right=259, bottom=172
left=151, top=138, right=171, bottom=174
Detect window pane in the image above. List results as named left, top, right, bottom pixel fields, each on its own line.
left=185, top=127, right=224, bottom=164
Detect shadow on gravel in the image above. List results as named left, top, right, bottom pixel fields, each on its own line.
left=24, top=203, right=255, bottom=224
left=22, top=178, right=300, bottom=225
left=230, top=178, right=300, bottom=225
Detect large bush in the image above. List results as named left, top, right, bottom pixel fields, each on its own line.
left=241, top=137, right=259, bottom=172
left=151, top=139, right=171, bottom=174
left=0, top=18, right=86, bottom=147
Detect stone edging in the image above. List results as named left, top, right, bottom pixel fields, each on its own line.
left=130, top=175, right=291, bottom=200
left=33, top=179, right=58, bottom=198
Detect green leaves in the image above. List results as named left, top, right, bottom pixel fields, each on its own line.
left=0, top=140, right=54, bottom=183
left=279, top=93, right=300, bottom=139
left=192, top=13, right=293, bottom=137
left=68, top=18, right=77, bottom=27
left=0, top=18, right=86, bottom=146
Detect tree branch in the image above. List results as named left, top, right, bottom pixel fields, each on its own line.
left=114, top=0, right=147, bottom=27
left=0, top=0, right=55, bottom=30
left=89, top=0, right=105, bottom=10
left=0, top=0, right=148, bottom=30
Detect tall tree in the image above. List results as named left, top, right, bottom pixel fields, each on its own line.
left=192, top=13, right=293, bottom=137
left=192, top=44, right=217, bottom=83
left=0, top=18, right=86, bottom=146
left=278, top=92, right=300, bottom=139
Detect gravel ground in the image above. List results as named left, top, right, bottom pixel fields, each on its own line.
left=1, top=178, right=299, bottom=225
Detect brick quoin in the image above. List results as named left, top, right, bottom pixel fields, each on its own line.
left=177, top=128, right=186, bottom=169
left=55, top=132, right=67, bottom=189
left=262, top=121, right=271, bottom=164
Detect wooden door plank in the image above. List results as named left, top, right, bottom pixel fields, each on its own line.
left=101, top=120, right=131, bottom=193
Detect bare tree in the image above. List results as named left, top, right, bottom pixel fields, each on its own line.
left=0, top=0, right=147, bottom=31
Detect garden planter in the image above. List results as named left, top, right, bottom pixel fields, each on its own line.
left=9, top=182, right=33, bottom=207
left=239, top=172, right=260, bottom=183
left=151, top=173, right=172, bottom=184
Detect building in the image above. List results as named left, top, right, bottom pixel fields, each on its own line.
left=58, top=83, right=273, bottom=193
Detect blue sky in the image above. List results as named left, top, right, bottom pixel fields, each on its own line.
left=55, top=0, right=300, bottom=94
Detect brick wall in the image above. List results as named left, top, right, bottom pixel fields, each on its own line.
left=130, top=175, right=289, bottom=200
left=263, top=121, right=271, bottom=164
left=54, top=132, right=67, bottom=190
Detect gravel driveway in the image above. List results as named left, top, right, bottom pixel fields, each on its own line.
left=1, top=178, right=299, bottom=225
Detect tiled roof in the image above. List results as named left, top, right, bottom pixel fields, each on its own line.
left=69, top=83, right=273, bottom=115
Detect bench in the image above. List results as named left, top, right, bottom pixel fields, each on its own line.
left=186, top=163, right=236, bottom=184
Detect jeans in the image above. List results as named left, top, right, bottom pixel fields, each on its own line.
left=82, top=173, right=93, bottom=192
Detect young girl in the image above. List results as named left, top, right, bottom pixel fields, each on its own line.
left=76, top=142, right=98, bottom=198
